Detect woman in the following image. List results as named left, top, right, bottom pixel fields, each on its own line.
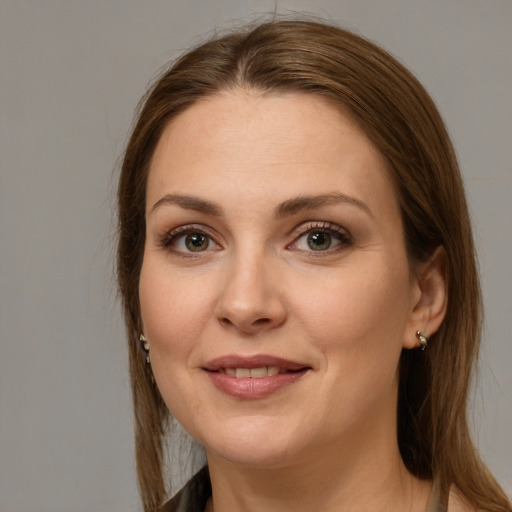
left=117, top=19, right=511, bottom=512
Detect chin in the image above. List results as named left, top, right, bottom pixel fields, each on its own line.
left=198, top=416, right=309, bottom=469
left=207, top=442, right=300, bottom=470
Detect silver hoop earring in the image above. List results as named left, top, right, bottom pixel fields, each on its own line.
left=416, top=330, right=429, bottom=351
left=139, top=333, right=150, bottom=363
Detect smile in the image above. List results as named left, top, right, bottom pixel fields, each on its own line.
left=203, top=355, right=311, bottom=399
left=220, top=366, right=288, bottom=378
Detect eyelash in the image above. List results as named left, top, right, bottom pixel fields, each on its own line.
left=157, top=221, right=353, bottom=257
left=158, top=224, right=219, bottom=257
left=289, top=221, right=353, bottom=254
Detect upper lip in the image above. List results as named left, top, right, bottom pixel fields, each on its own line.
left=203, top=354, right=310, bottom=371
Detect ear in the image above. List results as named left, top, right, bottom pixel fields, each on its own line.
left=402, top=246, right=448, bottom=349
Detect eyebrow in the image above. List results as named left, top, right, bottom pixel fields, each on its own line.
left=151, top=194, right=223, bottom=216
left=275, top=192, right=373, bottom=218
left=150, top=192, right=373, bottom=218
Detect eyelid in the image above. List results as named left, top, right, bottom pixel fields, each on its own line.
left=287, top=221, right=353, bottom=251
left=158, top=223, right=221, bottom=253
left=156, top=220, right=351, bottom=254
left=289, top=220, right=351, bottom=238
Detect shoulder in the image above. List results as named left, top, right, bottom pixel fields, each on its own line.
left=447, top=487, right=478, bottom=512
left=445, top=484, right=512, bottom=512
left=159, top=466, right=211, bottom=512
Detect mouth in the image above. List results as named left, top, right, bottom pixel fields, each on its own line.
left=202, top=355, right=311, bottom=399
left=203, top=354, right=310, bottom=374
left=216, top=366, right=297, bottom=378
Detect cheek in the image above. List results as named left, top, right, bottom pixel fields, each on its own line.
left=290, top=257, right=411, bottom=385
left=139, top=260, right=212, bottom=362
left=298, top=268, right=409, bottom=339
left=290, top=263, right=410, bottom=430
left=138, top=261, right=213, bottom=420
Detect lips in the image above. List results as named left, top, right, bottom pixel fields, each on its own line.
left=202, top=355, right=311, bottom=399
left=223, top=366, right=281, bottom=378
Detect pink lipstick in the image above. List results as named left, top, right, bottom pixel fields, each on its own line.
left=203, top=355, right=311, bottom=399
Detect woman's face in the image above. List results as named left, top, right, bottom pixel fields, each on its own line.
left=139, top=90, right=423, bottom=469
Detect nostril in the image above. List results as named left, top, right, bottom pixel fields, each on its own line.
left=253, top=318, right=271, bottom=325
left=218, top=316, right=272, bottom=330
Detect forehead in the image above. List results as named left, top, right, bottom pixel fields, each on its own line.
left=146, top=90, right=397, bottom=219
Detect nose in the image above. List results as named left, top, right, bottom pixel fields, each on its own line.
left=214, top=252, right=287, bottom=335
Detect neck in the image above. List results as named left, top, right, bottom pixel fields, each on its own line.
left=205, top=423, right=431, bottom=512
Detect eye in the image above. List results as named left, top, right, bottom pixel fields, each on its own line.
left=290, top=222, right=352, bottom=253
left=159, top=225, right=219, bottom=255
left=179, top=232, right=210, bottom=252
left=305, top=231, right=332, bottom=251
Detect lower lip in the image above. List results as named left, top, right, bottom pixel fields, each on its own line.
left=205, top=370, right=309, bottom=399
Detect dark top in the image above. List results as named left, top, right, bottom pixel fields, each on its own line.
left=159, top=467, right=211, bottom=512
left=159, top=466, right=448, bottom=512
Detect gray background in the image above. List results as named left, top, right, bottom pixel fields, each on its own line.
left=1, top=1, right=510, bottom=511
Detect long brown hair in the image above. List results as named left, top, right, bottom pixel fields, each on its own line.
left=117, top=19, right=511, bottom=511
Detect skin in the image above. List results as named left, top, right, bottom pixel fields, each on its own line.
left=139, top=90, right=448, bottom=512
